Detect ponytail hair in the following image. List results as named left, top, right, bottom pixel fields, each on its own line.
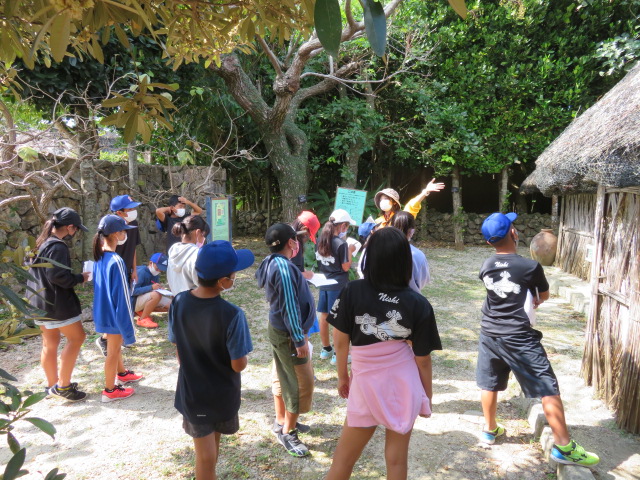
left=171, top=215, right=210, bottom=241
left=317, top=216, right=347, bottom=257
left=93, top=231, right=106, bottom=261
left=35, top=218, right=57, bottom=249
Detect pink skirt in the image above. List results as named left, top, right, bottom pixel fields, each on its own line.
left=346, top=340, right=431, bottom=434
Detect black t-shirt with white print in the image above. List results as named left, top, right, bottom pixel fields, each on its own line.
left=479, top=253, right=549, bottom=337
left=315, top=236, right=350, bottom=291
left=327, top=279, right=442, bottom=357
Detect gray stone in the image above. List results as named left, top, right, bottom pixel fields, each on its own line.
left=558, top=464, right=596, bottom=480
left=527, top=402, right=548, bottom=438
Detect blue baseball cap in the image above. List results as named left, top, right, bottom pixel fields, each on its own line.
left=358, top=221, right=376, bottom=239
left=481, top=212, right=518, bottom=243
left=110, top=194, right=141, bottom=211
left=150, top=253, right=168, bottom=272
left=97, top=214, right=138, bottom=235
left=195, top=240, right=255, bottom=280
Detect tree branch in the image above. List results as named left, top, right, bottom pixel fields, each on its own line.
left=256, top=35, right=283, bottom=76
left=291, top=61, right=362, bottom=112
left=345, top=0, right=358, bottom=29
left=209, top=54, right=271, bottom=127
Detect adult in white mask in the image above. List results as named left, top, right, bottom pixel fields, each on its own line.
left=373, top=178, right=445, bottom=229
left=156, top=194, right=204, bottom=252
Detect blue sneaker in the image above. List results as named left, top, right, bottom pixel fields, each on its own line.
left=330, top=353, right=351, bottom=365
left=320, top=347, right=333, bottom=360
left=481, top=425, right=505, bottom=445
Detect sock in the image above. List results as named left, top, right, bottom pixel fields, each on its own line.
left=323, top=346, right=333, bottom=352
left=117, top=371, right=128, bottom=376
left=57, top=384, right=71, bottom=391
left=105, top=387, right=115, bottom=393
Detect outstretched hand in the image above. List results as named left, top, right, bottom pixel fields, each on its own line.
left=422, top=178, right=445, bottom=195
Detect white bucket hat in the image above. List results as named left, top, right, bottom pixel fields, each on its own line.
left=330, top=209, right=356, bottom=225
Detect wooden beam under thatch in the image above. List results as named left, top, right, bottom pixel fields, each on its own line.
left=522, top=62, right=640, bottom=196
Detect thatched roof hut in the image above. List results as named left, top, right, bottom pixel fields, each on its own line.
left=522, top=62, right=640, bottom=434
left=522, top=62, right=640, bottom=196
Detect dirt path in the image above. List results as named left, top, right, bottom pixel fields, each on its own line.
left=1, top=241, right=639, bottom=479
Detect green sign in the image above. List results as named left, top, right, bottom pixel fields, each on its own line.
left=206, top=196, right=231, bottom=242
left=334, top=187, right=367, bottom=225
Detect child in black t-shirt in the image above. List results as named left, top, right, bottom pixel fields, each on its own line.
left=477, top=212, right=599, bottom=468
left=168, top=240, right=254, bottom=480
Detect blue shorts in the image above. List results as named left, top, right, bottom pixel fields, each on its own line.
left=476, top=331, right=560, bottom=398
left=35, top=315, right=82, bottom=330
left=317, top=289, right=341, bottom=314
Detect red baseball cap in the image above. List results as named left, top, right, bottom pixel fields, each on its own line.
left=297, top=211, right=320, bottom=243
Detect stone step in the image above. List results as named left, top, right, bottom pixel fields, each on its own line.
left=544, top=266, right=591, bottom=316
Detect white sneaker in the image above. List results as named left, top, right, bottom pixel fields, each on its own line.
left=330, top=353, right=351, bottom=365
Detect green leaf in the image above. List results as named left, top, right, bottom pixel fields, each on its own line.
left=362, top=0, right=387, bottom=57
left=17, top=147, right=38, bottom=163
left=0, top=368, right=17, bottom=381
left=7, top=431, right=21, bottom=454
left=314, top=0, right=341, bottom=58
left=2, top=447, right=26, bottom=480
left=44, top=467, right=67, bottom=480
left=50, top=13, right=71, bottom=63
left=447, top=0, right=468, bottom=19
left=21, top=391, right=47, bottom=409
left=0, top=285, right=32, bottom=316
left=24, top=417, right=56, bottom=439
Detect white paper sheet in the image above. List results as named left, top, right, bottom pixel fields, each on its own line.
left=307, top=273, right=338, bottom=288
left=156, top=288, right=175, bottom=297
left=346, top=237, right=362, bottom=257
left=524, top=290, right=536, bottom=326
left=83, top=260, right=94, bottom=282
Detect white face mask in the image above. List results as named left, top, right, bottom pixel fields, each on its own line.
left=221, top=277, right=235, bottom=292
left=117, top=232, right=127, bottom=245
left=379, top=199, right=393, bottom=212
left=149, top=265, right=160, bottom=276
left=175, top=208, right=186, bottom=217
left=338, top=231, right=347, bottom=239
left=125, top=210, right=137, bottom=223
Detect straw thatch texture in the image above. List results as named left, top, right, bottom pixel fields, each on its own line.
left=581, top=187, right=640, bottom=433
left=556, top=194, right=596, bottom=280
left=522, top=63, right=640, bottom=196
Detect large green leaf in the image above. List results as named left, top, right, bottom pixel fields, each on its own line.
left=447, top=0, right=468, bottom=19
left=362, top=0, right=387, bottom=57
left=24, top=417, right=56, bottom=439
left=7, top=431, right=21, bottom=454
left=0, top=368, right=17, bottom=381
left=314, top=0, right=341, bottom=58
left=2, top=447, right=26, bottom=480
left=21, top=391, right=47, bottom=409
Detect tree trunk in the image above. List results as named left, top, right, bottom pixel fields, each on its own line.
left=128, top=142, right=138, bottom=190
left=263, top=119, right=309, bottom=221
left=452, top=165, right=465, bottom=250
left=499, top=166, right=509, bottom=212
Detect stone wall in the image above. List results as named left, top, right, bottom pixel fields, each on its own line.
left=0, top=158, right=225, bottom=264
left=417, top=211, right=555, bottom=246
left=235, top=208, right=554, bottom=246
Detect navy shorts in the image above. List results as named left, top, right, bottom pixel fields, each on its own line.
left=476, top=331, right=560, bottom=398
left=317, top=289, right=341, bottom=314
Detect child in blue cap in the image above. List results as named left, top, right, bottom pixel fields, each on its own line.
left=169, top=240, right=254, bottom=479
left=132, top=252, right=171, bottom=329
left=476, top=212, right=599, bottom=467
left=93, top=214, right=144, bottom=402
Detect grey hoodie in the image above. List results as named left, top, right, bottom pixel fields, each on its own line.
left=167, top=242, right=199, bottom=294
left=255, top=253, right=316, bottom=347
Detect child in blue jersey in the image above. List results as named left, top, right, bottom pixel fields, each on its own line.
left=132, top=252, right=171, bottom=329
left=169, top=240, right=254, bottom=480
left=256, top=223, right=316, bottom=458
left=93, top=215, right=144, bottom=402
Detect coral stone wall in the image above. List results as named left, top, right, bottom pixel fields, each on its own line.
left=0, top=159, right=225, bottom=264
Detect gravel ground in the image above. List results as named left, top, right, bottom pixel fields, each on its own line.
left=1, top=240, right=639, bottom=480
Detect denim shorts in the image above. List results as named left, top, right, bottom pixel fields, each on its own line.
left=35, top=315, right=82, bottom=330
left=476, top=331, right=560, bottom=398
left=317, top=289, right=341, bottom=314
